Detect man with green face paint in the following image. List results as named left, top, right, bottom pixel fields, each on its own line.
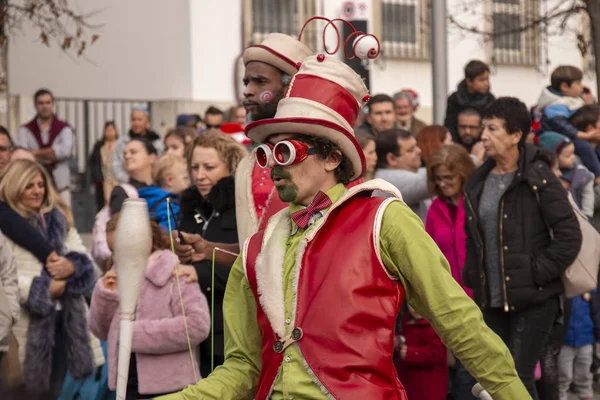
left=234, top=33, right=313, bottom=245
left=158, top=47, right=530, bottom=399
left=270, top=166, right=297, bottom=201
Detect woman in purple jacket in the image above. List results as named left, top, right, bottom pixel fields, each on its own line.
left=88, top=214, right=210, bottom=399
left=425, top=144, right=477, bottom=400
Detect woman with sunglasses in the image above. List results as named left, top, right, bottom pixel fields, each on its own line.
left=425, top=144, right=477, bottom=399
left=176, top=132, right=246, bottom=377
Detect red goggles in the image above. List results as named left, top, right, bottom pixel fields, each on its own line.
left=256, top=140, right=318, bottom=168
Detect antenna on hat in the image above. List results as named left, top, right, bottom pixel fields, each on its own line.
left=298, top=16, right=341, bottom=55
left=298, top=16, right=380, bottom=61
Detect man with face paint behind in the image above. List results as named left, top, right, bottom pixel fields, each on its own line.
left=159, top=49, right=529, bottom=399
left=234, top=34, right=313, bottom=245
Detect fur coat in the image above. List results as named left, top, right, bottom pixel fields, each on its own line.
left=9, top=207, right=103, bottom=394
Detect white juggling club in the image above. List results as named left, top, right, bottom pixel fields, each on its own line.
left=113, top=199, right=152, bottom=400
left=472, top=383, right=493, bottom=400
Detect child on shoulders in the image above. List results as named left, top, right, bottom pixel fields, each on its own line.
left=138, top=154, right=190, bottom=231
left=537, top=65, right=600, bottom=183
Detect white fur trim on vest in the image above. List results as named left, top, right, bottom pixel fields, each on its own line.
left=253, top=208, right=291, bottom=338
left=235, top=153, right=259, bottom=245
left=373, top=198, right=403, bottom=281
left=245, top=179, right=405, bottom=339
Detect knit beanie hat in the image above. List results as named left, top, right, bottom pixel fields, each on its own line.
left=537, top=131, right=571, bottom=154
left=176, top=114, right=195, bottom=127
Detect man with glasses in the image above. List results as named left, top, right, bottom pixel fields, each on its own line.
left=204, top=106, right=224, bottom=130
left=456, top=108, right=486, bottom=166
left=16, top=89, right=74, bottom=206
left=456, top=108, right=483, bottom=150
left=0, top=127, right=13, bottom=171
left=160, top=51, right=529, bottom=400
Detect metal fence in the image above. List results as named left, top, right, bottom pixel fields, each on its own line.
left=54, top=98, right=151, bottom=174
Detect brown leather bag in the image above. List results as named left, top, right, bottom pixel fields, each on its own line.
left=0, top=334, right=23, bottom=388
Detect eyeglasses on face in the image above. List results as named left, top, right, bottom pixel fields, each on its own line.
left=433, top=174, right=457, bottom=184
left=458, top=125, right=481, bottom=132
left=255, top=140, right=318, bottom=168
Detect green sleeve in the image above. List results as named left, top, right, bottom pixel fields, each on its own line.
left=380, top=201, right=531, bottom=400
left=157, top=255, right=261, bottom=400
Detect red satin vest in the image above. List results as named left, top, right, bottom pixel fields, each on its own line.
left=245, top=192, right=407, bottom=400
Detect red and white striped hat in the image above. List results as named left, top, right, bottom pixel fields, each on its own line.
left=245, top=54, right=371, bottom=181
left=243, top=33, right=313, bottom=76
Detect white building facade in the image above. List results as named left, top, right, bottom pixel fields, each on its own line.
left=7, top=0, right=594, bottom=171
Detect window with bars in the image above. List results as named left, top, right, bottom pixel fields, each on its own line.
left=376, top=0, right=431, bottom=60
left=243, top=0, right=316, bottom=47
left=491, top=0, right=540, bottom=66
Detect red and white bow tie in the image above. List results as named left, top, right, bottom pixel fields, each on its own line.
left=290, top=191, right=332, bottom=229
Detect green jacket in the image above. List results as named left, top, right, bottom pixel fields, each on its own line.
left=159, top=182, right=530, bottom=400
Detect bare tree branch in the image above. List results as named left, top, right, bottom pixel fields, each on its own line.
left=448, top=1, right=585, bottom=39
left=0, top=0, right=102, bottom=91
left=1, top=1, right=102, bottom=54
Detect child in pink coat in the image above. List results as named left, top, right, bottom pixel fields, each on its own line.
left=88, top=214, right=210, bottom=399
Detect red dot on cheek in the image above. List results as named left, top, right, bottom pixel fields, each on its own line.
left=317, top=54, right=325, bottom=62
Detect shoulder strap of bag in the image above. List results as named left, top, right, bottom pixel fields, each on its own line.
left=533, top=189, right=555, bottom=240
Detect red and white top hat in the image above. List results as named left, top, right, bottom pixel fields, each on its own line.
left=219, top=122, right=251, bottom=146
left=245, top=54, right=371, bottom=181
left=243, top=33, right=313, bottom=76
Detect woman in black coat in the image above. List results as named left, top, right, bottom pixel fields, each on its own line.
left=175, top=132, right=246, bottom=378
left=462, top=97, right=582, bottom=400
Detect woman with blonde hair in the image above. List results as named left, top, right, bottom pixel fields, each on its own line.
left=176, top=131, right=246, bottom=376
left=0, top=159, right=103, bottom=399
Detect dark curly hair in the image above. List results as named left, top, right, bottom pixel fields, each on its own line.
left=481, top=97, right=531, bottom=147
left=292, top=134, right=355, bottom=185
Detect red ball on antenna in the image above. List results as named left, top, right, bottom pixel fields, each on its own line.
left=362, top=94, right=371, bottom=103
left=317, top=54, right=325, bottom=62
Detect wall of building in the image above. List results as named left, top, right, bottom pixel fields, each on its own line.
left=189, top=0, right=243, bottom=103
left=6, top=0, right=594, bottom=131
left=8, top=0, right=194, bottom=101
left=318, top=0, right=593, bottom=124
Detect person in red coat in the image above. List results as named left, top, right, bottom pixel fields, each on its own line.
left=396, top=306, right=448, bottom=400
